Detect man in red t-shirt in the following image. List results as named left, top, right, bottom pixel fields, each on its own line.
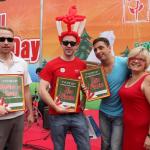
left=39, top=34, right=90, bottom=150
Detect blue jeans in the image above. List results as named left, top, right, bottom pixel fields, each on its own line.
left=99, top=111, right=123, bottom=150
left=49, top=112, right=90, bottom=150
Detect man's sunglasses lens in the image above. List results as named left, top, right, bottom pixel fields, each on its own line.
left=62, top=41, right=76, bottom=47
left=0, top=37, right=14, bottom=42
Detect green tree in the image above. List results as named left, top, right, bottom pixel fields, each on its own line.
left=75, top=29, right=92, bottom=60
left=120, top=46, right=130, bottom=57
left=41, top=59, right=47, bottom=68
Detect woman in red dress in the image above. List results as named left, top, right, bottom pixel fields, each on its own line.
left=119, top=46, right=150, bottom=150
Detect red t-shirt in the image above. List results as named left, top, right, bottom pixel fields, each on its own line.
left=40, top=56, right=86, bottom=114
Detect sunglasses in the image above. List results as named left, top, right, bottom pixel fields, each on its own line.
left=62, top=41, right=77, bottom=47
left=0, top=37, right=14, bottom=43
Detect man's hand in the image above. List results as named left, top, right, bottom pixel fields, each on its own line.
left=55, top=105, right=70, bottom=113
left=81, top=84, right=94, bottom=100
left=144, top=136, right=150, bottom=150
left=54, top=96, right=71, bottom=113
left=26, top=112, right=34, bottom=127
left=0, top=105, right=8, bottom=116
left=0, top=97, right=9, bottom=116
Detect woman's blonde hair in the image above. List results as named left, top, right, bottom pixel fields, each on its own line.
left=128, top=46, right=150, bottom=69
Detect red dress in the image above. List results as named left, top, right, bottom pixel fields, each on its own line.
left=119, top=74, right=150, bottom=150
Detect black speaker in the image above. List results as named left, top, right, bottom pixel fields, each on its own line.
left=43, top=106, right=49, bottom=129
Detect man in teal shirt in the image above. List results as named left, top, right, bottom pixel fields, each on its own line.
left=93, top=37, right=129, bottom=150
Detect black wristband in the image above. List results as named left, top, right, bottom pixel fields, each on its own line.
left=147, top=133, right=150, bottom=138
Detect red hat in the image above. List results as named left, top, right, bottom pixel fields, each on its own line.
left=56, top=5, right=86, bottom=43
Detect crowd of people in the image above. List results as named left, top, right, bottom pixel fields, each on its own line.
left=0, top=6, right=150, bottom=150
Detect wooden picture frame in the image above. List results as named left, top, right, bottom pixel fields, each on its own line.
left=0, top=74, right=25, bottom=111
left=80, top=65, right=110, bottom=101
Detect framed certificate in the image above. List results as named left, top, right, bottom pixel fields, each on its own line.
left=54, top=77, right=80, bottom=112
left=80, top=66, right=110, bottom=101
left=86, top=61, right=100, bottom=69
left=0, top=74, right=25, bottom=111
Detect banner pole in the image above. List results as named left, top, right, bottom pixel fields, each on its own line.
left=39, top=0, right=44, bottom=67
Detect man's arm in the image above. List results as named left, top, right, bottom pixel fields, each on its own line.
left=39, top=79, right=68, bottom=113
left=24, top=85, right=34, bottom=124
